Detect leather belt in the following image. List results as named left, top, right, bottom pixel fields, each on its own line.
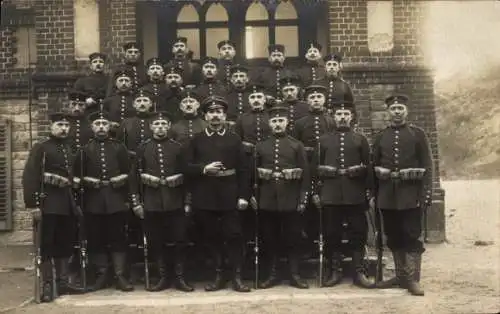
left=210, top=169, right=236, bottom=177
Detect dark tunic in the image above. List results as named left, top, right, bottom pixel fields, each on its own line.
left=184, top=128, right=250, bottom=211
left=255, top=134, right=310, bottom=211
left=141, top=81, right=169, bottom=111
left=106, top=62, right=146, bottom=97
left=163, top=87, right=184, bottom=123
left=314, top=128, right=373, bottom=205
left=130, top=138, right=185, bottom=211
left=194, top=79, right=228, bottom=102
left=256, top=65, right=287, bottom=98
left=73, top=137, right=131, bottom=214
left=217, top=59, right=236, bottom=87
left=73, top=72, right=108, bottom=101
left=102, top=92, right=136, bottom=124
left=284, top=100, right=310, bottom=134
left=168, top=58, right=201, bottom=86
left=372, top=124, right=433, bottom=210
left=168, top=115, right=207, bottom=145
left=115, top=112, right=154, bottom=154
left=67, top=115, right=93, bottom=154
left=22, top=137, right=76, bottom=215
left=225, top=87, right=251, bottom=122
left=299, top=63, right=326, bottom=87
left=293, top=111, right=335, bottom=152
left=234, top=109, right=272, bottom=149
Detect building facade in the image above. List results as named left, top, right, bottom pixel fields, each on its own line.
left=0, top=0, right=446, bottom=243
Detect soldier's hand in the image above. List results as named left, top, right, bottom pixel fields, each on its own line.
left=237, top=198, right=248, bottom=211
left=184, top=204, right=192, bottom=215
left=85, top=97, right=95, bottom=105
left=29, top=208, right=42, bottom=222
left=203, top=161, right=224, bottom=175
left=312, top=194, right=322, bottom=209
left=297, top=204, right=306, bottom=213
left=132, top=204, right=144, bottom=219
left=250, top=196, right=258, bottom=210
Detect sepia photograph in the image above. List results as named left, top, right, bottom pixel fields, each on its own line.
left=0, top=0, right=498, bottom=313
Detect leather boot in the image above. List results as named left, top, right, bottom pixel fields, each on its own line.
left=231, top=266, right=251, bottom=292
left=375, top=250, right=406, bottom=289
left=205, top=253, right=225, bottom=292
left=147, top=257, right=169, bottom=292
left=56, top=258, right=86, bottom=294
left=405, top=252, right=424, bottom=296
left=111, top=252, right=134, bottom=292
left=41, top=261, right=54, bottom=303
left=89, top=254, right=109, bottom=291
left=351, top=251, right=374, bottom=288
left=259, top=257, right=280, bottom=289
left=174, top=262, right=194, bottom=292
left=323, top=253, right=343, bottom=287
left=288, top=253, right=309, bottom=289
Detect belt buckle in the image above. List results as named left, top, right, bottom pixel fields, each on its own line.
left=272, top=172, right=283, bottom=179
left=159, top=178, right=167, bottom=185
left=390, top=172, right=400, bottom=179
left=101, top=180, right=110, bottom=187
left=338, top=169, right=347, bottom=176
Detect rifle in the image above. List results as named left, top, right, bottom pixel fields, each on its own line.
left=316, top=141, right=324, bottom=287
left=374, top=196, right=384, bottom=283
left=252, top=148, right=260, bottom=289
left=77, top=149, right=87, bottom=290
left=33, top=216, right=42, bottom=303
left=137, top=160, right=150, bottom=290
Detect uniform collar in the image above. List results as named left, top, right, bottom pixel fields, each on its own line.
left=390, top=122, right=407, bottom=129
left=205, top=127, right=226, bottom=137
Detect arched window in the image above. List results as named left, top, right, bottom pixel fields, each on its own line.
left=245, top=1, right=299, bottom=59
left=177, top=4, right=200, bottom=59
left=205, top=4, right=229, bottom=57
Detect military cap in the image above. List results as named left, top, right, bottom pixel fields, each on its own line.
left=217, top=40, right=236, bottom=50
left=304, top=84, right=328, bottom=97
left=179, top=88, right=201, bottom=102
left=331, top=100, right=355, bottom=112
left=114, top=67, right=134, bottom=79
left=135, top=89, right=154, bottom=100
left=89, top=52, right=107, bottom=61
left=229, top=64, right=249, bottom=74
left=201, top=95, right=228, bottom=113
left=385, top=94, right=409, bottom=106
left=248, top=83, right=267, bottom=95
left=88, top=110, right=111, bottom=122
left=201, top=56, right=218, bottom=66
left=146, top=57, right=163, bottom=68
left=49, top=112, right=70, bottom=123
left=174, top=37, right=188, bottom=44
left=268, top=44, right=285, bottom=54
left=164, top=64, right=184, bottom=75
left=279, top=74, right=302, bottom=87
left=68, top=90, right=87, bottom=102
left=307, top=41, right=322, bottom=51
left=123, top=42, right=139, bottom=51
left=324, top=53, right=342, bottom=63
left=268, top=106, right=289, bottom=118
left=150, top=111, right=173, bottom=122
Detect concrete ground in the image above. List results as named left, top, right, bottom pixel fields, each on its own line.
left=0, top=180, right=499, bottom=314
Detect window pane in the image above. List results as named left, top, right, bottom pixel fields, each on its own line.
left=275, top=1, right=297, bottom=20
left=206, top=28, right=229, bottom=57
left=245, top=2, right=268, bottom=21
left=245, top=26, right=269, bottom=58
left=178, top=29, right=200, bottom=59
left=206, top=4, right=228, bottom=22
left=177, top=4, right=199, bottom=22
left=276, top=26, right=299, bottom=57
left=74, top=0, right=100, bottom=59
left=13, top=27, right=37, bottom=68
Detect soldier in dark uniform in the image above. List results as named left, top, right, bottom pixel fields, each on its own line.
left=184, top=96, right=251, bottom=293
left=106, top=42, right=146, bottom=97
left=129, top=111, right=194, bottom=292
left=116, top=90, right=154, bottom=155
left=254, top=106, right=310, bottom=289
left=225, top=64, right=252, bottom=123
left=311, top=100, right=373, bottom=288
left=102, top=68, right=136, bottom=133
left=279, top=75, right=309, bottom=134
left=168, top=37, right=200, bottom=86
left=163, top=65, right=186, bottom=122
left=141, top=57, right=168, bottom=111
left=23, top=112, right=84, bottom=302
left=372, top=95, right=433, bottom=296
left=299, top=42, right=326, bottom=87
left=217, top=40, right=238, bottom=87
left=194, top=56, right=228, bottom=101
left=253, top=44, right=288, bottom=98
left=66, top=90, right=93, bottom=154
left=168, top=89, right=207, bottom=145
left=73, top=52, right=108, bottom=114
left=73, top=111, right=134, bottom=292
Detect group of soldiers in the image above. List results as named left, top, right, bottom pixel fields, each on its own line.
left=22, top=37, right=433, bottom=303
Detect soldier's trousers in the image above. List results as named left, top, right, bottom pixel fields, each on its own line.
left=144, top=209, right=188, bottom=258
left=323, top=204, right=368, bottom=252
left=260, top=211, right=303, bottom=257
left=85, top=212, right=128, bottom=254
left=380, top=207, right=424, bottom=254
left=40, top=214, right=75, bottom=260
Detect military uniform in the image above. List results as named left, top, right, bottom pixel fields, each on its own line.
left=129, top=111, right=193, bottom=292
left=168, top=37, right=201, bottom=86
left=73, top=111, right=133, bottom=292
left=106, top=42, right=146, bottom=97
left=372, top=95, right=432, bottom=296
left=279, top=76, right=309, bottom=133
left=299, top=42, right=326, bottom=86
left=67, top=91, right=94, bottom=153
left=255, top=44, right=288, bottom=98
left=255, top=107, right=310, bottom=289
left=163, top=65, right=186, bottom=122
left=168, top=89, right=207, bottom=145
left=102, top=68, right=136, bottom=126
left=234, top=108, right=271, bottom=152
left=195, top=57, right=228, bottom=101
left=184, top=96, right=251, bottom=292
left=141, top=57, right=168, bottom=111
left=216, top=40, right=238, bottom=87
left=73, top=52, right=108, bottom=113
left=225, top=64, right=252, bottom=122
left=313, top=101, right=373, bottom=287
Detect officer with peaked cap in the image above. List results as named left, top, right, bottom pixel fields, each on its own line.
left=278, top=74, right=309, bottom=133
left=195, top=56, right=228, bottom=101
left=184, top=95, right=251, bottom=293
left=102, top=67, right=136, bottom=133
left=73, top=52, right=109, bottom=111
left=141, top=57, right=168, bottom=111
left=168, top=37, right=201, bottom=86
left=168, top=88, right=207, bottom=145
left=299, top=41, right=326, bottom=86
left=73, top=110, right=134, bottom=292
left=254, top=106, right=310, bottom=289
left=129, top=110, right=194, bottom=292
left=67, top=90, right=94, bottom=153
left=311, top=99, right=374, bottom=288
left=106, top=42, right=146, bottom=96
left=372, top=94, right=432, bottom=296
left=23, top=112, right=85, bottom=302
